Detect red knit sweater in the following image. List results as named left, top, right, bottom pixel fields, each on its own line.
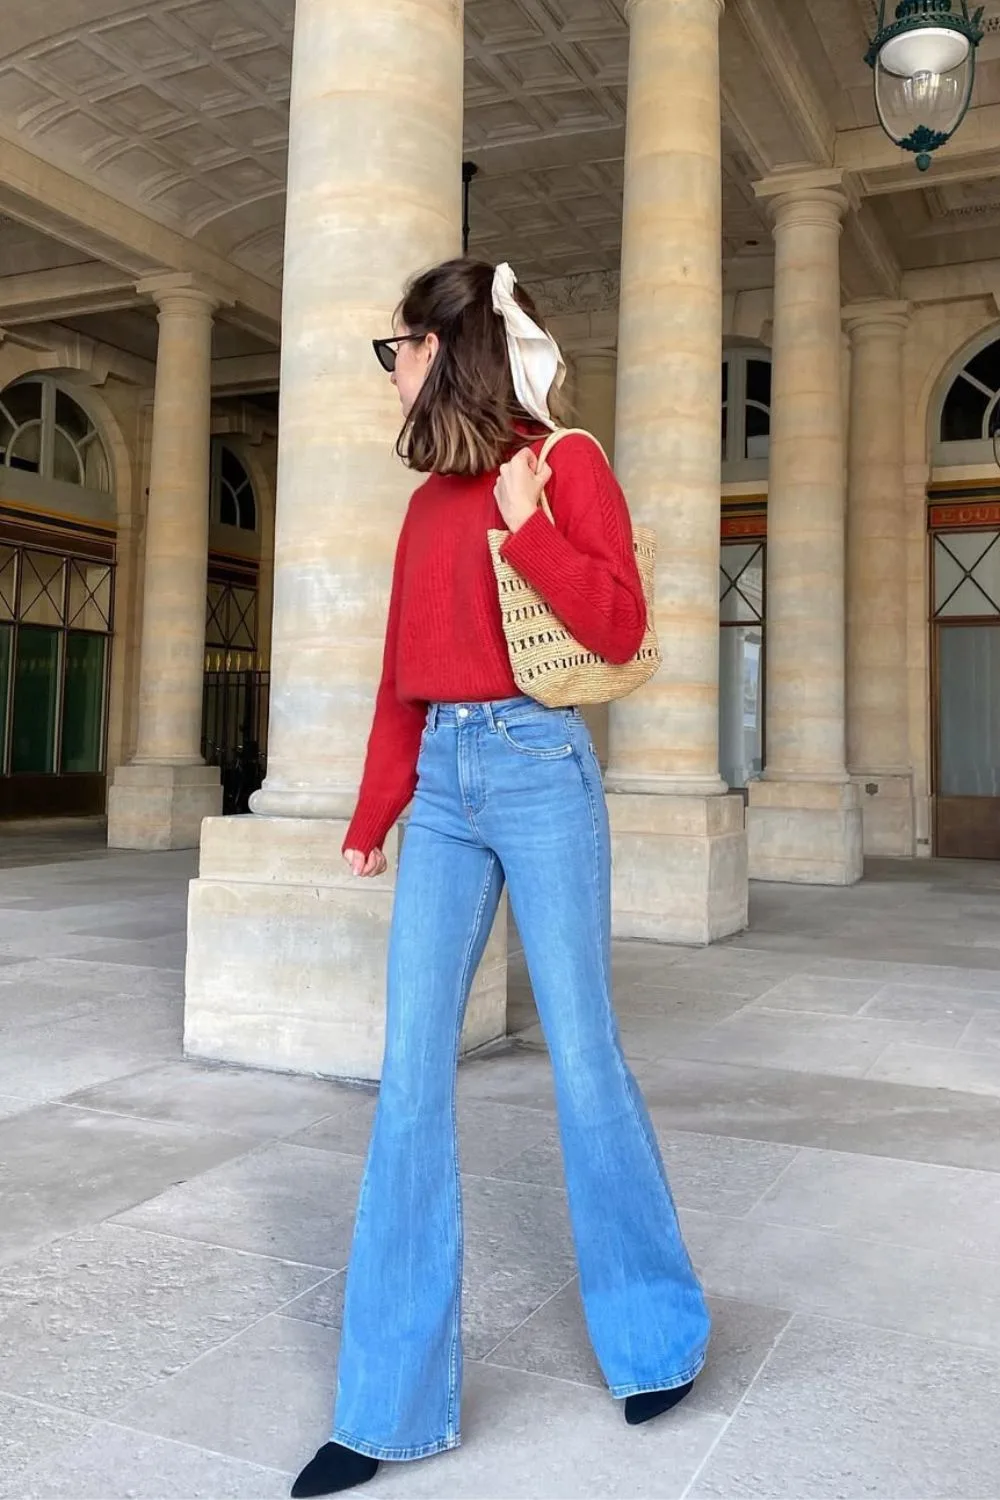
left=343, top=433, right=646, bottom=857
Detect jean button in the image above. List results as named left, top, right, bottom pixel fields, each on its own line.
left=457, top=707, right=469, bottom=719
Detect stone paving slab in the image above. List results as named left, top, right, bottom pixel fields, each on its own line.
left=390, top=1364, right=725, bottom=1500
left=668, top=1007, right=970, bottom=1077
left=113, top=1316, right=726, bottom=1500
left=1, top=832, right=1000, bottom=1498
left=746, top=1146, right=1000, bottom=1260
left=0, top=1425, right=292, bottom=1500
left=115, top=1140, right=364, bottom=1269
left=0, top=996, right=181, bottom=1104
left=484, top=1287, right=791, bottom=1417
left=292, top=1094, right=557, bottom=1178
left=686, top=1316, right=1000, bottom=1500
left=866, top=1040, right=1000, bottom=1097
left=959, top=1010, right=1000, bottom=1053
left=0, top=1223, right=326, bottom=1417
left=111, top=1313, right=340, bottom=1476
left=0, top=1392, right=95, bottom=1495
left=492, top=1124, right=799, bottom=1217
left=0, top=957, right=182, bottom=1035
left=0, top=1102, right=256, bottom=1264
left=744, top=974, right=884, bottom=1013
left=860, top=982, right=1000, bottom=1029
left=640, top=1056, right=1000, bottom=1173
left=67, top=1058, right=350, bottom=1140
left=682, top=1209, right=1000, bottom=1353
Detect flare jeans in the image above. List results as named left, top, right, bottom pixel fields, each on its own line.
left=331, top=698, right=710, bottom=1460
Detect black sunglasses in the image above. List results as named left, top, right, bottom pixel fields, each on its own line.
left=372, top=334, right=424, bottom=374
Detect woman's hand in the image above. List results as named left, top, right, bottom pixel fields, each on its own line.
left=344, top=848, right=388, bottom=878
left=494, top=447, right=553, bottom=533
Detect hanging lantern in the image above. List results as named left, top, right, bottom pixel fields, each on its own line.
left=865, top=1, right=984, bottom=172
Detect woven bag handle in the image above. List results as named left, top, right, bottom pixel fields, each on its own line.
left=532, top=428, right=607, bottom=524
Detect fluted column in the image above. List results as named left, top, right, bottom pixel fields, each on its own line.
left=606, top=0, right=747, bottom=945
left=107, top=274, right=223, bottom=850
left=185, top=0, right=504, bottom=1080
left=844, top=301, right=914, bottom=856
left=747, top=170, right=862, bottom=885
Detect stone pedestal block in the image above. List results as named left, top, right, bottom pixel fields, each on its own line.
left=184, top=816, right=507, bottom=1082
left=107, top=763, right=222, bottom=851
left=609, top=790, right=748, bottom=946
left=852, top=773, right=915, bottom=859
left=748, top=779, right=863, bottom=886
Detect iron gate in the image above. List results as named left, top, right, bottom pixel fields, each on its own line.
left=201, top=668, right=269, bottom=815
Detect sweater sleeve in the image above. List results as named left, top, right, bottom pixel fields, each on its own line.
left=343, top=510, right=427, bottom=858
left=498, top=434, right=647, bottom=664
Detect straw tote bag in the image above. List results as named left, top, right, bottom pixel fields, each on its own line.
left=486, top=427, right=660, bottom=708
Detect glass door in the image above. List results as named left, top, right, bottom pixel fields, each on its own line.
left=0, top=538, right=113, bottom=815
left=719, top=539, right=765, bottom=791
left=933, top=530, right=1000, bottom=858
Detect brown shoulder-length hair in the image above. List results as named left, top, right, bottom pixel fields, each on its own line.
left=394, top=257, right=564, bottom=477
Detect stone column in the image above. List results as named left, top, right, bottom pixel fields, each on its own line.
left=573, top=350, right=618, bottom=460
left=905, top=461, right=932, bottom=856
left=606, top=0, right=747, bottom=945
left=107, top=275, right=223, bottom=850
left=844, top=301, right=914, bottom=858
left=747, top=171, right=862, bottom=885
left=254, top=435, right=278, bottom=672
left=573, top=350, right=618, bottom=767
left=184, top=0, right=502, bottom=1081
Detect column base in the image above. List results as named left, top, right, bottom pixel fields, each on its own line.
left=608, top=791, right=748, bottom=946
left=107, top=762, right=222, bottom=851
left=184, top=815, right=507, bottom=1082
left=748, top=779, right=863, bottom=886
left=851, top=772, right=915, bottom=858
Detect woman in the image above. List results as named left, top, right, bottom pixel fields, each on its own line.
left=292, top=259, right=710, bottom=1499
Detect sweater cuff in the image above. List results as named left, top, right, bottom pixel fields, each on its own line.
left=342, top=794, right=409, bottom=860
left=499, top=506, right=575, bottom=586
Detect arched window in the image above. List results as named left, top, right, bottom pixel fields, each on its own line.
left=938, top=333, right=1000, bottom=458
left=0, top=377, right=110, bottom=492
left=211, top=441, right=257, bottom=531
left=722, top=349, right=771, bottom=478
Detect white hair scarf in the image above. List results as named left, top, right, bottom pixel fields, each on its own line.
left=491, top=262, right=566, bottom=429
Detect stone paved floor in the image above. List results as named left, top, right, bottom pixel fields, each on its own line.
left=3, top=823, right=1000, bottom=1499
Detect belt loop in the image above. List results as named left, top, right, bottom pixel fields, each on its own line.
left=428, top=703, right=439, bottom=730
left=483, top=701, right=497, bottom=732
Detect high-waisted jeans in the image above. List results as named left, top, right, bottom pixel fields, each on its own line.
left=331, top=698, right=710, bottom=1461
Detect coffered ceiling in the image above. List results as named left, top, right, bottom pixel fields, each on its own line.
left=0, top=0, right=292, bottom=283
left=3, top=0, right=1000, bottom=365
left=0, top=0, right=771, bottom=293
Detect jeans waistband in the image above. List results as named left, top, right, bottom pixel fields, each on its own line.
left=426, top=698, right=579, bottom=731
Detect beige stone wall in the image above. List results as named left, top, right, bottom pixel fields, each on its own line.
left=900, top=296, right=999, bottom=854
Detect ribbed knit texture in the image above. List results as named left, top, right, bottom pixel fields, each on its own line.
left=343, top=434, right=646, bottom=857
